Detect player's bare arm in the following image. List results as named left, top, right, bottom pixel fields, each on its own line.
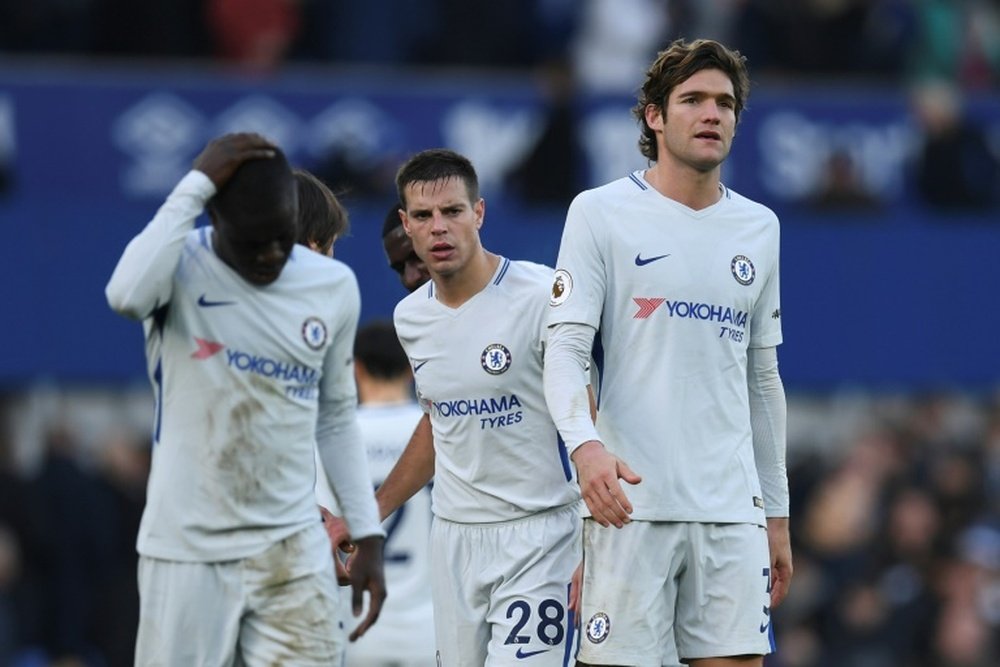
left=193, top=132, right=277, bottom=189
left=571, top=441, right=641, bottom=529
left=347, top=534, right=387, bottom=641
left=767, top=517, right=792, bottom=607
left=374, top=413, right=435, bottom=521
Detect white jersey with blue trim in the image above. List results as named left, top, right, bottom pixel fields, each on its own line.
left=314, top=401, right=435, bottom=643
left=394, top=258, right=580, bottom=523
left=548, top=171, right=782, bottom=526
left=107, top=172, right=378, bottom=562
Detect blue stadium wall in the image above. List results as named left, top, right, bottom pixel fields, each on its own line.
left=0, top=63, right=997, bottom=392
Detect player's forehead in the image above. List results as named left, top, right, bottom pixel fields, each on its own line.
left=669, top=68, right=735, bottom=100
left=402, top=176, right=471, bottom=210
left=383, top=226, right=415, bottom=261
left=221, top=202, right=296, bottom=242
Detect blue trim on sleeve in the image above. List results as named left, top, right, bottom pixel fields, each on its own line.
left=557, top=434, right=572, bottom=482
left=592, top=329, right=605, bottom=408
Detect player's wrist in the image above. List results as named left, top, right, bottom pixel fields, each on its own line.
left=569, top=439, right=605, bottom=463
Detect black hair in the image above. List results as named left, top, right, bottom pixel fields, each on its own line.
left=395, top=148, right=479, bottom=208
left=354, top=319, right=410, bottom=380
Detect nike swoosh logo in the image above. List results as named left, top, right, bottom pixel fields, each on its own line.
left=634, top=253, right=670, bottom=266
left=759, top=606, right=771, bottom=633
left=515, top=648, right=550, bottom=659
left=198, top=294, right=236, bottom=307
left=413, top=360, right=428, bottom=373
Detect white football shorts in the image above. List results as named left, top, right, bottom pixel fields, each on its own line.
left=431, top=503, right=582, bottom=666
left=578, top=520, right=773, bottom=666
left=135, top=523, right=344, bottom=667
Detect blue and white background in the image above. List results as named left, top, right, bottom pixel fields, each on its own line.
left=1, top=64, right=997, bottom=391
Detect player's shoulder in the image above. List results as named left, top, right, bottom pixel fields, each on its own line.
left=567, top=172, right=649, bottom=229
left=721, top=185, right=780, bottom=227
left=293, top=246, right=359, bottom=287
left=572, top=172, right=644, bottom=206
left=495, top=258, right=554, bottom=298
left=393, top=280, right=434, bottom=324
left=506, top=258, right=554, bottom=283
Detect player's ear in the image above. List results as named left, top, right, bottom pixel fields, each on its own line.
left=353, top=359, right=369, bottom=386
left=645, top=103, right=664, bottom=131
left=474, top=198, right=485, bottom=230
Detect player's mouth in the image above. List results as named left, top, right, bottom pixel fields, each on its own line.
left=695, top=130, right=722, bottom=142
left=428, top=242, right=454, bottom=261
left=248, top=263, right=282, bottom=284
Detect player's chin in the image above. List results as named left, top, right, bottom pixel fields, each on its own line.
left=242, top=265, right=284, bottom=285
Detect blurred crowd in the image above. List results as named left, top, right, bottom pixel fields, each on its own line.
left=3, top=1, right=998, bottom=214
left=1, top=0, right=999, bottom=90
left=0, top=3, right=999, bottom=665
left=0, top=387, right=998, bottom=666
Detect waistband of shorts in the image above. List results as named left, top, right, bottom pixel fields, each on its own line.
left=434, top=500, right=581, bottom=528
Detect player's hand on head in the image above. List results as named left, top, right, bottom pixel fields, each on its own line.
left=319, top=506, right=354, bottom=585
left=572, top=440, right=641, bottom=529
left=193, top=132, right=277, bottom=189
left=347, top=535, right=387, bottom=641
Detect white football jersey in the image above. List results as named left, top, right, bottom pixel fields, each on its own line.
left=313, top=401, right=435, bottom=658
left=107, top=171, right=380, bottom=562
left=394, top=258, right=580, bottom=523
left=548, top=172, right=782, bottom=526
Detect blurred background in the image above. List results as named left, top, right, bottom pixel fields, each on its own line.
left=0, top=1, right=998, bottom=665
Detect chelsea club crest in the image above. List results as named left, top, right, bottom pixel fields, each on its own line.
left=481, top=343, right=512, bottom=375
left=731, top=255, right=755, bottom=286
left=586, top=612, right=611, bottom=644
left=302, top=317, right=328, bottom=350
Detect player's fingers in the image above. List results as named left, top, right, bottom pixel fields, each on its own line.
left=616, top=459, right=642, bottom=485
left=351, top=581, right=365, bottom=617
left=582, top=499, right=610, bottom=527
left=770, top=566, right=792, bottom=607
left=591, top=483, right=628, bottom=528
left=580, top=485, right=615, bottom=527
left=568, top=564, right=583, bottom=622
left=349, top=584, right=385, bottom=641
left=599, top=475, right=633, bottom=523
left=333, top=556, right=350, bottom=586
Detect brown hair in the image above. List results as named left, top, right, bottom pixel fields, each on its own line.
left=633, top=38, right=750, bottom=161
left=294, top=169, right=349, bottom=255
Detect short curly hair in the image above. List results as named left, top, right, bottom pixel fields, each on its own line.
left=633, top=39, right=750, bottom=162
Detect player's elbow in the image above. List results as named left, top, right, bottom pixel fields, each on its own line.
left=105, top=281, right=145, bottom=320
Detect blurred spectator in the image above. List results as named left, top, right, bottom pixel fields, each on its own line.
left=732, top=0, right=918, bottom=80
left=807, top=149, right=883, bottom=213
left=411, top=0, right=576, bottom=69
left=92, top=0, right=207, bottom=58
left=205, top=0, right=301, bottom=70
left=0, top=1, right=98, bottom=53
left=911, top=0, right=1000, bottom=89
left=30, top=426, right=119, bottom=666
left=570, top=0, right=669, bottom=93
left=506, top=58, right=584, bottom=208
left=910, top=80, right=1000, bottom=212
left=291, top=1, right=434, bottom=64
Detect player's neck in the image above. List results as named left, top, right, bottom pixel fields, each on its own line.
left=358, top=380, right=414, bottom=406
left=645, top=162, right=722, bottom=211
left=432, top=250, right=500, bottom=309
